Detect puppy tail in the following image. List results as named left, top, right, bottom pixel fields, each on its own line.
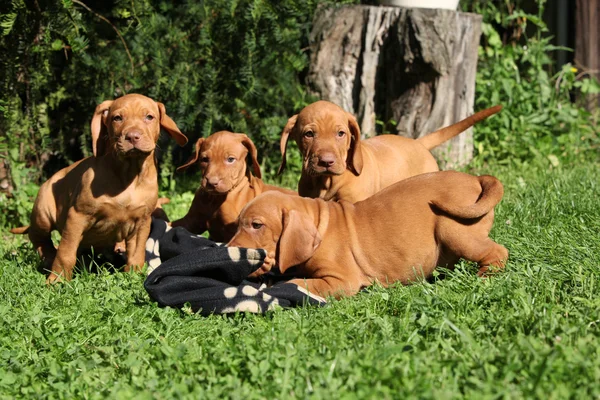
left=431, top=175, right=504, bottom=219
left=10, top=226, right=30, bottom=235
left=417, top=105, right=502, bottom=150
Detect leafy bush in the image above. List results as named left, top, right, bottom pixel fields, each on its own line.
left=1, top=0, right=598, bottom=228
left=0, top=0, right=358, bottom=226
left=462, top=0, right=599, bottom=166
left=0, top=0, right=357, bottom=185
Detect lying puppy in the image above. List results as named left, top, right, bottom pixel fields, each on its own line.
left=278, top=100, right=502, bottom=203
left=228, top=170, right=509, bottom=299
left=11, top=94, right=188, bottom=283
left=171, top=131, right=296, bottom=242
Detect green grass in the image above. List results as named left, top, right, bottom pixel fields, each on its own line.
left=1, top=160, right=599, bottom=398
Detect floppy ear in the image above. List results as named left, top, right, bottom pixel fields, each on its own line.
left=277, top=208, right=321, bottom=274
left=346, top=113, right=363, bottom=175
left=240, top=134, right=262, bottom=180
left=176, top=138, right=205, bottom=172
left=277, top=114, right=298, bottom=175
left=91, top=100, right=114, bottom=157
left=156, top=102, right=188, bottom=147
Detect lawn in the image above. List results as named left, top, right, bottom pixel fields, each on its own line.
left=1, top=160, right=599, bottom=398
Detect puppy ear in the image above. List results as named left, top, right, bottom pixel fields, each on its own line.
left=91, top=100, right=114, bottom=157
left=346, top=113, right=363, bottom=175
left=240, top=134, right=262, bottom=180
left=278, top=114, right=298, bottom=175
left=277, top=208, right=321, bottom=274
left=156, top=102, right=188, bottom=147
left=176, top=138, right=204, bottom=172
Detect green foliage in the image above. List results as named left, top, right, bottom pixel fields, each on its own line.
left=0, top=0, right=360, bottom=225
left=462, top=0, right=599, bottom=166
left=1, top=0, right=355, bottom=183
left=1, top=161, right=599, bottom=397
left=1, top=0, right=598, bottom=228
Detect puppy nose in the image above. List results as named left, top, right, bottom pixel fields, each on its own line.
left=126, top=131, right=142, bottom=143
left=206, top=176, right=220, bottom=187
left=318, top=154, right=336, bottom=167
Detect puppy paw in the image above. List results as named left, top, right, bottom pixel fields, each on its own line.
left=248, top=252, right=276, bottom=278
left=477, top=265, right=503, bottom=277
left=46, top=273, right=65, bottom=285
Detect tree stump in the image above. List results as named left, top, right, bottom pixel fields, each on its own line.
left=307, top=5, right=482, bottom=168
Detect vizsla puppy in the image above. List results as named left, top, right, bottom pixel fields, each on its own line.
left=278, top=101, right=502, bottom=203
left=228, top=171, right=509, bottom=299
left=11, top=94, right=188, bottom=283
left=171, top=131, right=296, bottom=243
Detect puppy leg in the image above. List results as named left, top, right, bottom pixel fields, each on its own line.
left=48, top=211, right=87, bottom=283
left=288, top=277, right=357, bottom=300
left=27, top=210, right=57, bottom=271
left=124, top=217, right=151, bottom=272
left=474, top=240, right=509, bottom=277
left=170, top=195, right=208, bottom=234
left=453, top=237, right=509, bottom=277
left=170, top=213, right=207, bottom=235
left=29, top=228, right=57, bottom=273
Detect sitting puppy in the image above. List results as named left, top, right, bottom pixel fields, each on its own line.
left=228, top=171, right=509, bottom=299
left=278, top=100, right=502, bottom=203
left=171, top=131, right=296, bottom=242
left=11, top=94, right=188, bottom=283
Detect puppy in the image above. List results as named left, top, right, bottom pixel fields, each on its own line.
left=11, top=94, right=188, bottom=283
left=279, top=100, right=502, bottom=203
left=171, top=131, right=296, bottom=242
left=228, top=170, right=508, bottom=299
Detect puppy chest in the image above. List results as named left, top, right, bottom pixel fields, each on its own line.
left=85, top=219, right=140, bottom=245
left=96, top=199, right=154, bottom=220
left=82, top=198, right=154, bottom=242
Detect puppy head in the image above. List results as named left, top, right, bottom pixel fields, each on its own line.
left=91, top=94, right=187, bottom=158
left=228, top=192, right=321, bottom=278
left=177, top=131, right=262, bottom=194
left=278, top=100, right=363, bottom=176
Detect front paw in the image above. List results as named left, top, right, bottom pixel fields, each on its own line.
left=46, top=270, right=68, bottom=285
left=248, top=252, right=276, bottom=278
left=124, top=262, right=144, bottom=273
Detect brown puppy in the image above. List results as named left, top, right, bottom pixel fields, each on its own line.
left=11, top=94, right=188, bottom=283
left=279, top=100, right=502, bottom=203
left=228, top=171, right=508, bottom=299
left=171, top=131, right=296, bottom=242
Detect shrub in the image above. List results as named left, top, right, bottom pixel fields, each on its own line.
left=0, top=0, right=597, bottom=228
left=462, top=0, right=599, bottom=166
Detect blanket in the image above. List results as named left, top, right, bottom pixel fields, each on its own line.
left=143, top=218, right=327, bottom=315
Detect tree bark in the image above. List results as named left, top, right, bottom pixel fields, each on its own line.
left=575, top=0, right=599, bottom=112
left=307, top=5, right=482, bottom=168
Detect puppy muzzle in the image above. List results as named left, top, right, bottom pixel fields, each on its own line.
left=305, top=153, right=345, bottom=176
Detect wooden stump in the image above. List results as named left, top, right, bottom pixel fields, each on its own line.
left=307, top=5, right=482, bottom=168
left=575, top=0, right=599, bottom=112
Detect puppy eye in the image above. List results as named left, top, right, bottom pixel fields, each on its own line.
left=251, top=222, right=263, bottom=229
left=337, top=131, right=346, bottom=137
left=112, top=115, right=123, bottom=122
left=303, top=130, right=314, bottom=138
left=226, top=157, right=236, bottom=164
left=145, top=115, right=155, bottom=121
left=200, top=156, right=209, bottom=163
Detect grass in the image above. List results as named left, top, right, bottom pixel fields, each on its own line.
left=1, top=160, right=599, bottom=398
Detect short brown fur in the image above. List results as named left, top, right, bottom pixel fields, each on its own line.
left=229, top=171, right=509, bottom=299
left=171, top=131, right=296, bottom=242
left=279, top=100, right=502, bottom=203
left=11, top=94, right=188, bottom=283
